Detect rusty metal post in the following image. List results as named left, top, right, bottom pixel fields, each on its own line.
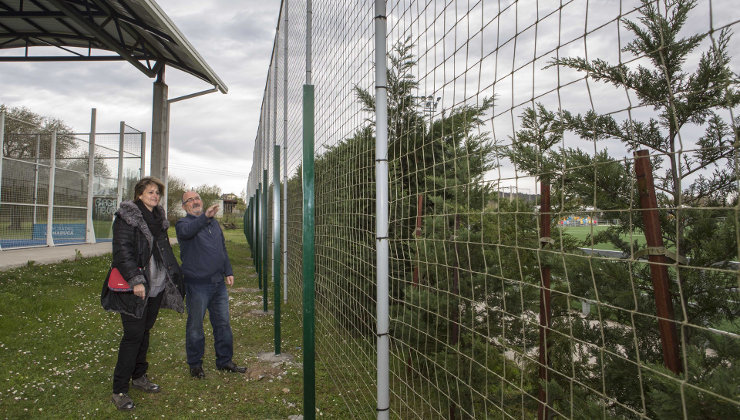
left=538, top=179, right=552, bottom=420
left=412, top=194, right=424, bottom=286
left=451, top=213, right=460, bottom=346
left=634, top=150, right=681, bottom=374
left=449, top=213, right=461, bottom=420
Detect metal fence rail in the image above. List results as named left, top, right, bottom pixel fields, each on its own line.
left=0, top=110, right=145, bottom=249
left=246, top=0, right=739, bottom=418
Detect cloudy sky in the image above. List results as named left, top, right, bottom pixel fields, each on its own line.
left=0, top=0, right=282, bottom=196
left=2, top=0, right=737, bottom=199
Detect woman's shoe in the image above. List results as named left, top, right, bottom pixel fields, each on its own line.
left=132, top=374, right=161, bottom=393
left=111, top=392, right=135, bottom=410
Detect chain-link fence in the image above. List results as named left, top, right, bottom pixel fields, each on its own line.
left=1, top=111, right=145, bottom=249
left=246, top=0, right=739, bottom=418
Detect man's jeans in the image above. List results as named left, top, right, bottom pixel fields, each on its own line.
left=185, top=281, right=234, bottom=368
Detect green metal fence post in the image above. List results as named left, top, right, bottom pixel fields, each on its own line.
left=253, top=193, right=258, bottom=268
left=250, top=199, right=253, bottom=234
left=302, top=83, right=315, bottom=419
left=247, top=198, right=252, bottom=254
left=250, top=197, right=254, bottom=252
left=256, top=184, right=262, bottom=288
left=249, top=197, right=254, bottom=258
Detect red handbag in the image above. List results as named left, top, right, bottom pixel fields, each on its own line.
left=107, top=267, right=132, bottom=292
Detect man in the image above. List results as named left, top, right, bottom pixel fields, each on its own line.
left=176, top=191, right=246, bottom=378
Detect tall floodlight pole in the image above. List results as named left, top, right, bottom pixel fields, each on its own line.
left=423, top=96, right=440, bottom=131
left=302, top=0, right=316, bottom=418
left=375, top=0, right=390, bottom=418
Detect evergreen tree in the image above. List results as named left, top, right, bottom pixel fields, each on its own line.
left=317, top=38, right=527, bottom=416
left=541, top=0, right=739, bottom=417
left=313, top=127, right=376, bottom=336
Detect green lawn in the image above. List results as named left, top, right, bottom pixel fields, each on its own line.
left=166, top=219, right=244, bottom=244
left=0, top=232, right=350, bottom=418
left=560, top=224, right=647, bottom=251
left=0, top=219, right=114, bottom=241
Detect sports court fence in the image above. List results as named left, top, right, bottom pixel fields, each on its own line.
left=0, top=110, right=145, bottom=249
left=245, top=0, right=738, bottom=418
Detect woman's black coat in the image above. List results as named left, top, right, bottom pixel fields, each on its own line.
left=101, top=200, right=184, bottom=318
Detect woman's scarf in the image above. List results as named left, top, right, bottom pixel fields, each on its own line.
left=135, top=199, right=165, bottom=239
left=135, top=199, right=166, bottom=265
left=134, top=199, right=168, bottom=280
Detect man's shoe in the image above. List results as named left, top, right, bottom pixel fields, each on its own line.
left=111, top=392, right=135, bottom=411
left=217, top=361, right=246, bottom=373
left=190, top=366, right=205, bottom=379
left=131, top=374, right=161, bottom=393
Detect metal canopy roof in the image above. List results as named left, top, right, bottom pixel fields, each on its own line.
left=0, top=0, right=227, bottom=93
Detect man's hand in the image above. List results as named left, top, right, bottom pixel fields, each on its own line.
left=205, top=204, right=219, bottom=218
left=133, top=283, right=146, bottom=300
left=225, top=275, right=234, bottom=286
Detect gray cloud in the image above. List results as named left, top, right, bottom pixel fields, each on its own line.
left=2, top=0, right=738, bottom=197
left=1, top=0, right=281, bottom=195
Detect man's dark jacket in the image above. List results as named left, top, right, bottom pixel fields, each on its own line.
left=101, top=201, right=184, bottom=318
left=176, top=213, right=233, bottom=283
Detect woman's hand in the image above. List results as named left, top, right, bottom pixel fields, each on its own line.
left=133, top=284, right=146, bottom=300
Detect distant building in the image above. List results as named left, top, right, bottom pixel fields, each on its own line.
left=220, top=193, right=238, bottom=214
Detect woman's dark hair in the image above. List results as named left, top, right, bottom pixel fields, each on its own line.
left=133, top=177, right=165, bottom=200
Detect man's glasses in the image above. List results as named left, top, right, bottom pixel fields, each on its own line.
left=183, top=196, right=201, bottom=205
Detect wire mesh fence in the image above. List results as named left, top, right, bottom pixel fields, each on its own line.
left=247, top=0, right=739, bottom=418
left=1, top=111, right=145, bottom=248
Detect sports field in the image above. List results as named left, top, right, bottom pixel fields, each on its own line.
left=559, top=225, right=647, bottom=251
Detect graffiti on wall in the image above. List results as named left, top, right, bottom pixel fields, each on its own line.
left=94, top=197, right=118, bottom=219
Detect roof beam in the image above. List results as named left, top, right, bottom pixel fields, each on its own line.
left=0, top=0, right=227, bottom=91
left=0, top=55, right=126, bottom=61
left=45, top=0, right=156, bottom=77
left=0, top=10, right=105, bottom=18
left=26, top=0, right=93, bottom=49
left=85, top=0, right=171, bottom=76
left=94, top=0, right=181, bottom=79
left=0, top=31, right=96, bottom=43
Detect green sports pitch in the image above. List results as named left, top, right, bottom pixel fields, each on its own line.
left=559, top=224, right=646, bottom=251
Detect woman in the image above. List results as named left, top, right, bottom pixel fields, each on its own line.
left=102, top=177, right=184, bottom=411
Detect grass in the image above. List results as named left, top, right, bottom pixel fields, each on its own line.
left=0, top=229, right=351, bottom=418
left=166, top=220, right=244, bottom=244
left=0, top=219, right=114, bottom=241
left=560, top=224, right=647, bottom=251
